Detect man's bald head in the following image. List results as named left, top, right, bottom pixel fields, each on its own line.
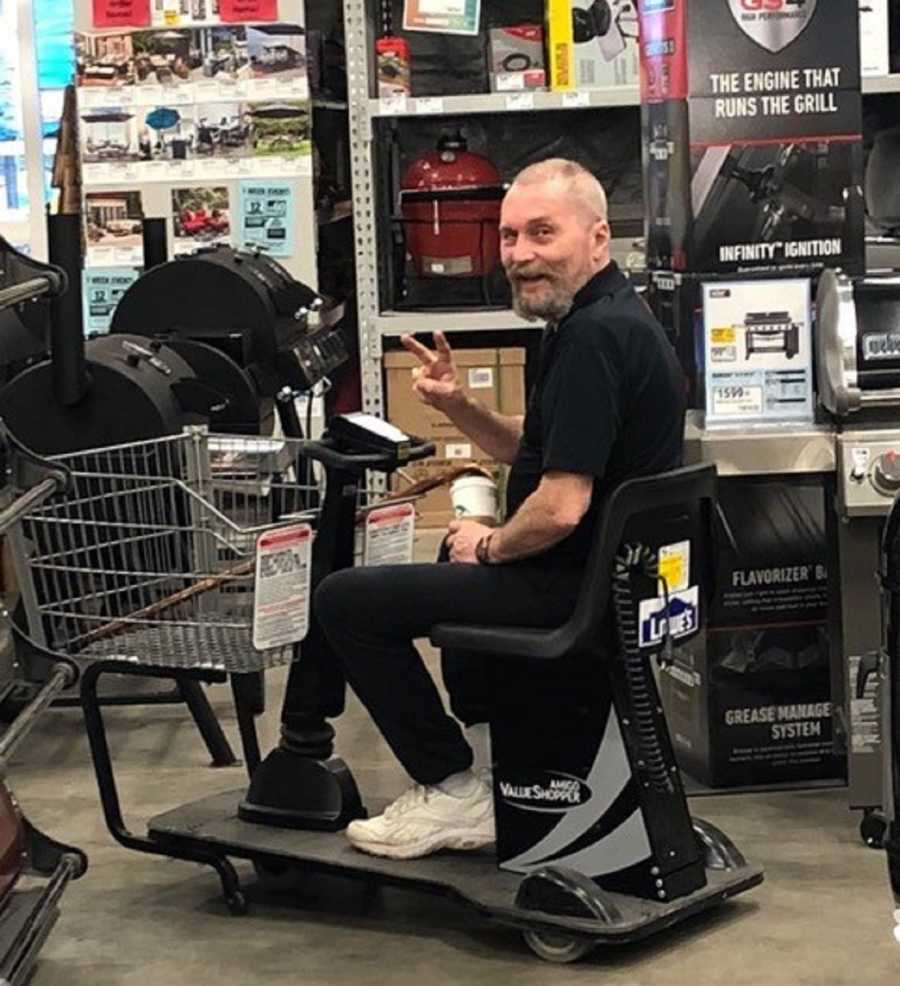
left=509, top=159, right=608, bottom=228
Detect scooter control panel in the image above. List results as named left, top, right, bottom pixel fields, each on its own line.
left=838, top=433, right=900, bottom=517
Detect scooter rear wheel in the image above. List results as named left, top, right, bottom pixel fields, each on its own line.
left=522, top=929, right=595, bottom=963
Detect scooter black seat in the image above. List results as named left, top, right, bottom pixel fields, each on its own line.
left=432, top=464, right=716, bottom=660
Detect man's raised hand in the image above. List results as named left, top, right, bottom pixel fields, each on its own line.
left=400, top=331, right=461, bottom=410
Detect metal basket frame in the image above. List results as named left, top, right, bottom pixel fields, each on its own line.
left=10, top=428, right=324, bottom=674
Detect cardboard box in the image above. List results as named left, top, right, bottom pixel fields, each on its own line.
left=384, top=348, right=526, bottom=527
left=659, top=477, right=843, bottom=788
left=639, top=0, right=864, bottom=274
left=546, top=0, right=639, bottom=91
left=488, top=26, right=547, bottom=93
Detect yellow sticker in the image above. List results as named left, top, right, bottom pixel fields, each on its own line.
left=164, top=9, right=180, bottom=24
left=710, top=327, right=735, bottom=344
left=659, top=540, right=690, bottom=593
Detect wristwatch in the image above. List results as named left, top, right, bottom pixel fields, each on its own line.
left=475, top=533, right=494, bottom=565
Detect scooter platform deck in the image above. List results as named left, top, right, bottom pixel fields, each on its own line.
left=149, top=790, right=764, bottom=944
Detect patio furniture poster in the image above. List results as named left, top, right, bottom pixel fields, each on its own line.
left=82, top=267, right=140, bottom=332
left=84, top=189, right=145, bottom=266
left=172, top=185, right=232, bottom=254
left=239, top=181, right=293, bottom=256
left=75, top=26, right=307, bottom=100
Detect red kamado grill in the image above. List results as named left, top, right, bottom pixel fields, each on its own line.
left=400, top=132, right=505, bottom=279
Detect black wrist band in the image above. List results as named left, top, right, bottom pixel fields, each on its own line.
left=476, top=533, right=494, bottom=565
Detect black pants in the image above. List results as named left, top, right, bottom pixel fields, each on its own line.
left=314, top=557, right=581, bottom=785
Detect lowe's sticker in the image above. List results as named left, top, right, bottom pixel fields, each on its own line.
left=638, top=586, right=699, bottom=649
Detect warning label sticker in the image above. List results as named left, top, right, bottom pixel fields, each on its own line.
left=252, top=524, right=312, bottom=651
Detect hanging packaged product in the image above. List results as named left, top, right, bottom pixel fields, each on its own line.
left=376, top=36, right=412, bottom=96
left=638, top=0, right=865, bottom=275
left=545, top=0, right=639, bottom=91
left=487, top=25, right=547, bottom=93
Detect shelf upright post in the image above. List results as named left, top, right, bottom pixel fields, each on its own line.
left=344, top=0, right=387, bottom=431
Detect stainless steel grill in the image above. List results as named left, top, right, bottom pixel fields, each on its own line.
left=10, top=427, right=321, bottom=674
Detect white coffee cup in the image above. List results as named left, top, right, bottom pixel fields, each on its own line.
left=450, top=475, right=498, bottom=526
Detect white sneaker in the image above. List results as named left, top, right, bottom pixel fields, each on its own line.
left=346, top=778, right=495, bottom=860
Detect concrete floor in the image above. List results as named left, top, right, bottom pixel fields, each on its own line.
left=4, top=530, right=898, bottom=984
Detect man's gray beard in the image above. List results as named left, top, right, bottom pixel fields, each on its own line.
left=510, top=284, right=574, bottom=323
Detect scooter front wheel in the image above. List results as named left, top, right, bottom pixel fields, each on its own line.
left=522, top=929, right=595, bottom=964
left=860, top=808, right=887, bottom=849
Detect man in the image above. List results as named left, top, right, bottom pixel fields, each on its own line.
left=315, top=158, right=685, bottom=860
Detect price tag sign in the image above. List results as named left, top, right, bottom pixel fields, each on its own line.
left=161, top=0, right=180, bottom=25
left=379, top=94, right=409, bottom=115
left=144, top=161, right=167, bottom=181
left=711, top=384, right=763, bottom=417
left=658, top=540, right=690, bottom=593
left=252, top=524, right=312, bottom=650
left=562, top=91, right=590, bottom=108
left=415, top=96, right=444, bottom=114
left=505, top=91, right=534, bottom=111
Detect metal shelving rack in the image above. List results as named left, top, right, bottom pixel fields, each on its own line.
left=343, top=0, right=900, bottom=419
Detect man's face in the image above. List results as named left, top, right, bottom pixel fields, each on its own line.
left=499, top=180, right=608, bottom=322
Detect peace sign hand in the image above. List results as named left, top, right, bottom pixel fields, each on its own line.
left=400, top=331, right=462, bottom=411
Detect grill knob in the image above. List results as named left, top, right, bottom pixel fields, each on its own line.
left=873, top=451, right=900, bottom=494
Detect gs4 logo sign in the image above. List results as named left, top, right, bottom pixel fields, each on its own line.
left=728, top=0, right=817, bottom=53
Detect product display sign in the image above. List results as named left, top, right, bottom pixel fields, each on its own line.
left=403, top=0, right=481, bottom=36
left=702, top=277, right=813, bottom=426
left=639, top=0, right=863, bottom=274
left=239, top=180, right=294, bottom=256
left=219, top=0, right=277, bottom=22
left=82, top=267, right=140, bottom=332
left=92, top=0, right=150, bottom=28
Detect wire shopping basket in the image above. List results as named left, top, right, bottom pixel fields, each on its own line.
left=8, top=428, right=321, bottom=675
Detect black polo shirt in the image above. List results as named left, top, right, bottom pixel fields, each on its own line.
left=505, top=261, right=686, bottom=567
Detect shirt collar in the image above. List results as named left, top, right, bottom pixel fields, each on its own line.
left=569, top=260, right=627, bottom=313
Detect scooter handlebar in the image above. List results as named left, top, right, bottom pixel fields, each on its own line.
left=301, top=436, right=434, bottom=474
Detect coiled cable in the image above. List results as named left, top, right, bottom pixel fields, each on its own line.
left=613, top=543, right=674, bottom=794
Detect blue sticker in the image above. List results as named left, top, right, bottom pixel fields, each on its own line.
left=82, top=267, right=140, bottom=334
left=239, top=181, right=294, bottom=257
